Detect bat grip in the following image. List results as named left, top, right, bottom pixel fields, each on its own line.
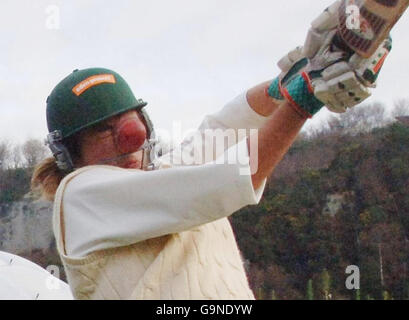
left=331, top=32, right=355, bottom=57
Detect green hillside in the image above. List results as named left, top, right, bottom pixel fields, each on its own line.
left=232, top=121, right=409, bottom=299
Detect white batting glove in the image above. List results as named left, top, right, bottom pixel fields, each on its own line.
left=303, top=0, right=392, bottom=113
left=267, top=0, right=392, bottom=117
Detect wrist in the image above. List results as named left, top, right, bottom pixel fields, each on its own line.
left=267, top=73, right=324, bottom=118
left=266, top=77, right=284, bottom=101
left=282, top=72, right=324, bottom=117
left=246, top=81, right=280, bottom=117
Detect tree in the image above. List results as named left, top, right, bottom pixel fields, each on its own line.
left=392, top=99, right=409, bottom=118
left=320, top=269, right=331, bottom=300
left=306, top=279, right=314, bottom=300
left=21, top=138, right=48, bottom=168
left=11, top=144, right=23, bottom=169
left=0, top=139, right=11, bottom=169
left=326, top=102, right=388, bottom=135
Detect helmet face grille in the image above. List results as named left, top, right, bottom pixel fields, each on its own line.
left=46, top=68, right=147, bottom=139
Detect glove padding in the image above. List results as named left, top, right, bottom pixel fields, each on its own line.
left=267, top=0, right=391, bottom=116
left=303, top=0, right=391, bottom=113
left=314, top=37, right=391, bottom=113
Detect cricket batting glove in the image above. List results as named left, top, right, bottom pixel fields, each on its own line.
left=267, top=0, right=392, bottom=117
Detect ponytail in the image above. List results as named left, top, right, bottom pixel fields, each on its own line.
left=31, top=157, right=67, bottom=201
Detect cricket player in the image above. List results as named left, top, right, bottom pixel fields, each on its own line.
left=32, top=1, right=392, bottom=299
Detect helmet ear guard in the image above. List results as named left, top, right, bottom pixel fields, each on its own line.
left=46, top=130, right=75, bottom=173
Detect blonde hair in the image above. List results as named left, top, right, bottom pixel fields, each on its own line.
left=31, top=157, right=67, bottom=201
left=31, top=132, right=82, bottom=201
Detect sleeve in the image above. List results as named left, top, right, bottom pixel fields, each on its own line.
left=204, top=91, right=271, bottom=131
left=158, top=92, right=271, bottom=167
left=62, top=139, right=266, bottom=257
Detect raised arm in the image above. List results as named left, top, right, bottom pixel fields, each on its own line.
left=248, top=4, right=392, bottom=190
left=249, top=101, right=306, bottom=190
left=246, top=81, right=279, bottom=117
left=159, top=83, right=280, bottom=167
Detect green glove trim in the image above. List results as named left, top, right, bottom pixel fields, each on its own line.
left=282, top=73, right=324, bottom=117
left=267, top=77, right=284, bottom=100
left=267, top=57, right=325, bottom=118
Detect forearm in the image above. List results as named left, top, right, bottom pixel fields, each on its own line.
left=250, top=101, right=307, bottom=189
left=246, top=80, right=280, bottom=117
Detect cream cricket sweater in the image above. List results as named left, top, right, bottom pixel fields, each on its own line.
left=53, top=93, right=269, bottom=300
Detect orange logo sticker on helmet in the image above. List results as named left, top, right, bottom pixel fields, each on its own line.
left=72, top=74, right=116, bottom=96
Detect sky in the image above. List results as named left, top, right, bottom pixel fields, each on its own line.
left=1, top=0, right=408, bottom=144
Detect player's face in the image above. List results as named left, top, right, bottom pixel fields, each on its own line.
left=77, top=110, right=147, bottom=169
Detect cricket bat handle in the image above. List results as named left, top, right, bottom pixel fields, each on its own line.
left=336, top=0, right=409, bottom=58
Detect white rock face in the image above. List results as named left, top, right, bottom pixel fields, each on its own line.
left=322, top=191, right=355, bottom=217
left=0, top=195, right=54, bottom=254
left=0, top=196, right=73, bottom=299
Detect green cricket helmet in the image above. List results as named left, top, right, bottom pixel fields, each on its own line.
left=47, top=67, right=149, bottom=139
left=46, top=67, right=157, bottom=172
